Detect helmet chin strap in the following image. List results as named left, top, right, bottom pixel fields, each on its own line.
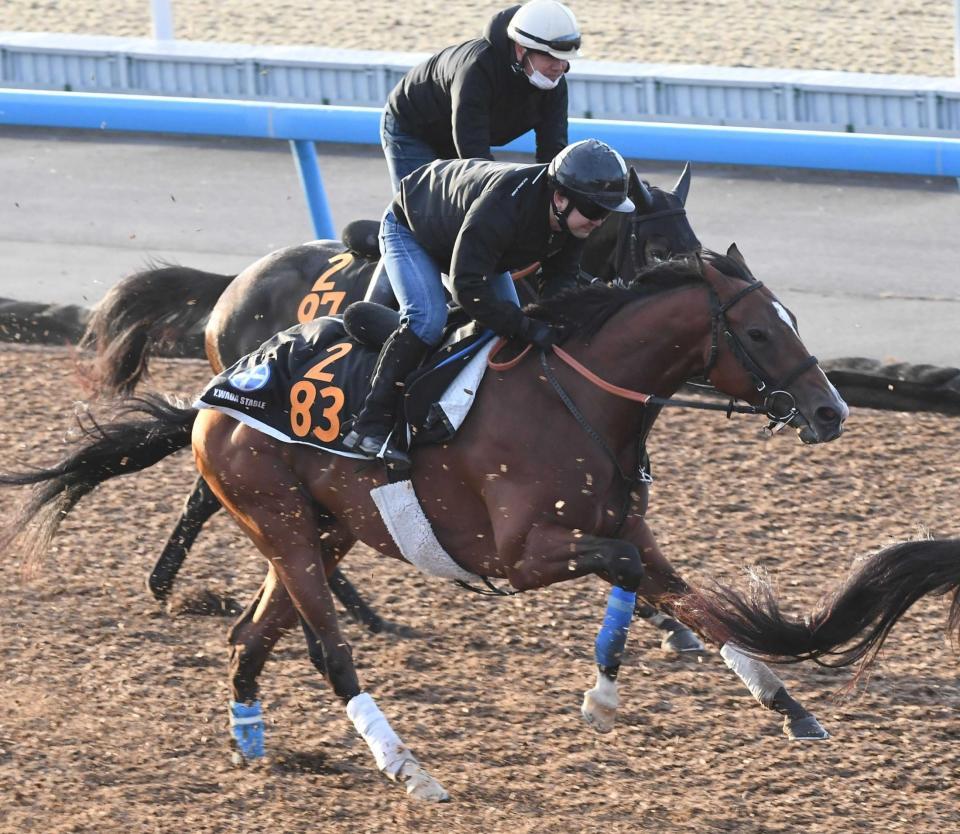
left=551, top=193, right=574, bottom=233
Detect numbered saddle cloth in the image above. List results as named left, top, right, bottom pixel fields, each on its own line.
left=193, top=316, right=494, bottom=457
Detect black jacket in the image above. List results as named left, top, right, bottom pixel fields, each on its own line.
left=391, top=158, right=584, bottom=337
left=385, top=6, right=568, bottom=163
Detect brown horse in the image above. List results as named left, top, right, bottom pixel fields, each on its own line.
left=5, top=250, right=874, bottom=801
left=80, top=167, right=700, bottom=620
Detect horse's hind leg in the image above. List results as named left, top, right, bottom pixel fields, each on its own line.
left=226, top=565, right=298, bottom=760
left=196, top=415, right=448, bottom=800
left=226, top=517, right=358, bottom=757
left=148, top=474, right=221, bottom=602
left=149, top=476, right=390, bottom=635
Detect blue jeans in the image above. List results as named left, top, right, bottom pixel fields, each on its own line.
left=379, top=210, right=520, bottom=346
left=381, top=110, right=438, bottom=193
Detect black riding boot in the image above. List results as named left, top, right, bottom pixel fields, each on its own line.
left=342, top=324, right=430, bottom=467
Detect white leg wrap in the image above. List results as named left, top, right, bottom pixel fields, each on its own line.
left=720, top=643, right=785, bottom=708
left=346, top=692, right=410, bottom=777
left=346, top=692, right=449, bottom=802
left=581, top=670, right=620, bottom=734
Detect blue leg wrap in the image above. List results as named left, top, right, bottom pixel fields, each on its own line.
left=594, top=586, right=637, bottom=668
left=229, top=699, right=265, bottom=759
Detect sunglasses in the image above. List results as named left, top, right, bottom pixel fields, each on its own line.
left=573, top=200, right=611, bottom=221
left=514, top=28, right=581, bottom=53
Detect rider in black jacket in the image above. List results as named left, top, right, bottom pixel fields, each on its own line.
left=343, top=139, right=635, bottom=467
left=381, top=2, right=581, bottom=191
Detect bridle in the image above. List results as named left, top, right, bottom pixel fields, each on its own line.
left=610, top=205, right=693, bottom=288
left=490, top=263, right=822, bottom=428
left=700, top=270, right=819, bottom=426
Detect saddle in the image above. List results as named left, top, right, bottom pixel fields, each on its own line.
left=194, top=306, right=496, bottom=458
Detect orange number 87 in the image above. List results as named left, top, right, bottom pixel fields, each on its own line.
left=297, top=252, right=353, bottom=323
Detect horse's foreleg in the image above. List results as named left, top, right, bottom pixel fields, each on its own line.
left=634, top=601, right=706, bottom=654
left=620, top=518, right=828, bottom=741
left=504, top=524, right=647, bottom=592
left=498, top=523, right=648, bottom=733
left=148, top=474, right=221, bottom=601
left=584, top=596, right=705, bottom=730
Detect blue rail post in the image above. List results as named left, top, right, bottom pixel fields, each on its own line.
left=290, top=139, right=336, bottom=240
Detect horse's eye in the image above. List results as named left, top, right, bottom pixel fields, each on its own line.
left=747, top=328, right=767, bottom=342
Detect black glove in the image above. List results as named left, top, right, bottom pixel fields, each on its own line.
left=518, top=316, right=559, bottom=351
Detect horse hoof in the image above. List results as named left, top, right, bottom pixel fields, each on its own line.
left=393, top=759, right=450, bottom=802
left=784, top=714, right=830, bottom=741
left=581, top=685, right=619, bottom=734
left=660, top=627, right=706, bottom=655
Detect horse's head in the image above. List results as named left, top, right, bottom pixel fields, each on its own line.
left=698, top=245, right=848, bottom=444
left=621, top=164, right=702, bottom=277
left=581, top=164, right=701, bottom=284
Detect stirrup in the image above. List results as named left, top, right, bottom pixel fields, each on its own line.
left=343, top=429, right=412, bottom=468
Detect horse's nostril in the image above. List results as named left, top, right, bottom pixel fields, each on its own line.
left=816, top=406, right=839, bottom=425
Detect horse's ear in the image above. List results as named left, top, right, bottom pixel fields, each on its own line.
left=726, top=242, right=747, bottom=266
left=672, top=162, right=692, bottom=206
left=629, top=166, right=654, bottom=211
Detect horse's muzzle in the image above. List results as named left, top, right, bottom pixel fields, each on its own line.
left=793, top=399, right=849, bottom=444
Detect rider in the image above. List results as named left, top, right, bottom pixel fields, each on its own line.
left=381, top=1, right=581, bottom=192
left=342, top=139, right=635, bottom=467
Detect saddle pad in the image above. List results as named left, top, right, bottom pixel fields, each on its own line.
left=194, top=317, right=376, bottom=458
left=194, top=317, right=496, bottom=458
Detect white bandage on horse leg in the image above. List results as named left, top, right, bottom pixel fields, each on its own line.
left=720, top=643, right=785, bottom=708
left=346, top=692, right=411, bottom=777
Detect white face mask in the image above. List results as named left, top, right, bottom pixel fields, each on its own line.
left=527, top=69, right=560, bottom=90
left=522, top=52, right=562, bottom=90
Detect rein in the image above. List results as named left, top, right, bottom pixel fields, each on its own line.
left=488, top=341, right=762, bottom=416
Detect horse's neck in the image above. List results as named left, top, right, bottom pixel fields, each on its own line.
left=541, top=285, right=710, bottom=457
left=583, top=285, right=711, bottom=400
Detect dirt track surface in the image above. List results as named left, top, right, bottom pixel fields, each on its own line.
left=1, top=344, right=958, bottom=833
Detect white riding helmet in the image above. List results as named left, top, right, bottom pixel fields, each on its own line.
left=507, top=0, right=582, bottom=60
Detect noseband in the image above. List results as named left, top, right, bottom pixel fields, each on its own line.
left=701, top=278, right=819, bottom=425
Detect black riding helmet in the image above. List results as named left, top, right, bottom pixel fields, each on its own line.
left=547, top=139, right=635, bottom=224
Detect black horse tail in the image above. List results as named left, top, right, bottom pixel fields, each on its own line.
left=0, top=395, right=197, bottom=570
left=80, top=264, right=235, bottom=396
left=678, top=539, right=960, bottom=680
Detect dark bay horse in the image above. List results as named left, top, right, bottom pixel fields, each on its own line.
left=0, top=252, right=888, bottom=802
left=81, top=166, right=700, bottom=619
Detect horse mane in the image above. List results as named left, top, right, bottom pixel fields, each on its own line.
left=530, top=250, right=754, bottom=339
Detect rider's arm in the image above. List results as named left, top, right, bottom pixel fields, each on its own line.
left=450, top=195, right=525, bottom=337
left=450, top=63, right=496, bottom=161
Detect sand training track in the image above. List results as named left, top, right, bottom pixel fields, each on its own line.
left=0, top=345, right=958, bottom=832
